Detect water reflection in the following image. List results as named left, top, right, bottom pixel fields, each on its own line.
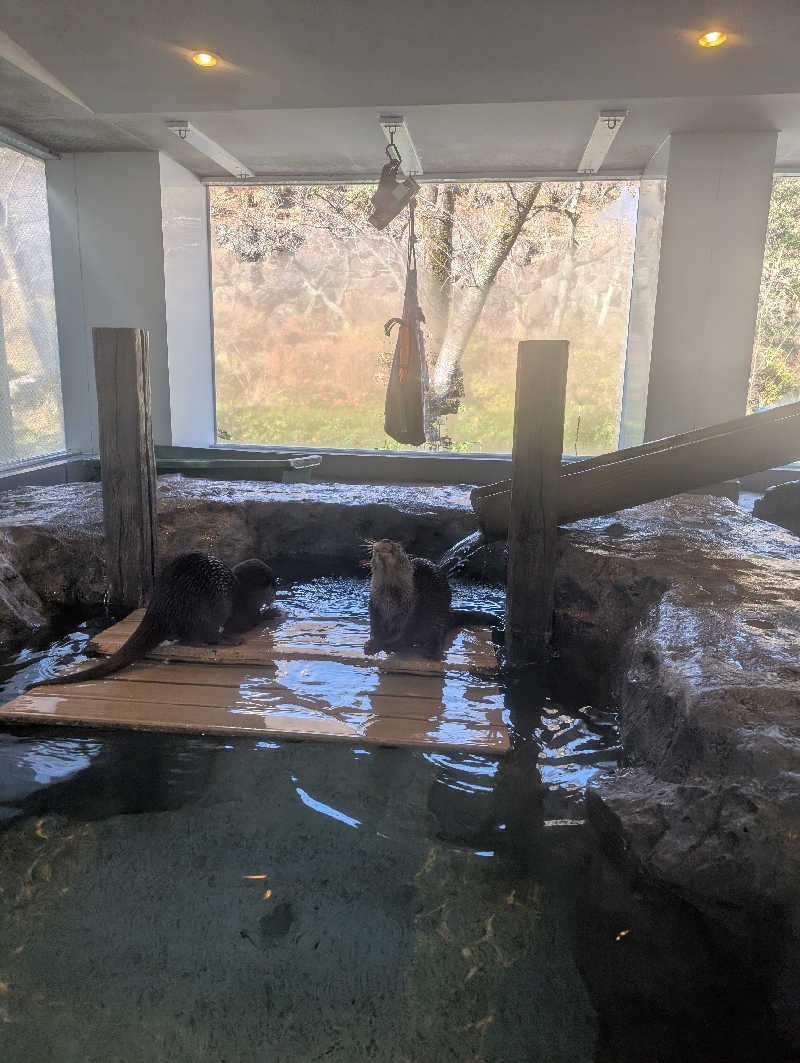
left=0, top=611, right=109, bottom=697
left=292, top=777, right=362, bottom=829
left=16, top=737, right=101, bottom=784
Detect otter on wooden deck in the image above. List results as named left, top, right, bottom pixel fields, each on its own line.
left=90, top=609, right=500, bottom=675
left=0, top=612, right=508, bottom=754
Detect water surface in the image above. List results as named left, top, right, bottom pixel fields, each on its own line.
left=0, top=577, right=786, bottom=1061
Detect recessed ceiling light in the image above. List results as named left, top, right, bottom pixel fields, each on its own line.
left=192, top=51, right=218, bottom=67
left=697, top=30, right=727, bottom=48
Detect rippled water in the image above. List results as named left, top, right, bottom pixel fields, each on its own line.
left=0, top=577, right=787, bottom=1062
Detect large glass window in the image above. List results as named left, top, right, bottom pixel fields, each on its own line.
left=0, top=144, right=64, bottom=467
left=749, top=176, right=800, bottom=412
left=210, top=181, right=638, bottom=455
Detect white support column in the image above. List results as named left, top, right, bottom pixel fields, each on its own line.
left=618, top=141, right=667, bottom=448
left=46, top=152, right=172, bottom=451
left=643, top=131, right=778, bottom=441
left=158, top=154, right=215, bottom=447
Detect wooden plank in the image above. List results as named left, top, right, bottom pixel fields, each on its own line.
left=506, top=340, right=568, bottom=668
left=43, top=661, right=489, bottom=704
left=92, top=327, right=158, bottom=609
left=87, top=611, right=499, bottom=675
left=1, top=693, right=364, bottom=741
left=23, top=682, right=502, bottom=725
left=0, top=661, right=509, bottom=753
left=156, top=456, right=322, bottom=471
left=362, top=715, right=508, bottom=751
left=30, top=675, right=502, bottom=718
left=472, top=397, right=800, bottom=539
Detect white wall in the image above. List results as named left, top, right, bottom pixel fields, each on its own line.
left=46, top=151, right=172, bottom=451
left=643, top=131, right=778, bottom=440
left=159, top=153, right=215, bottom=446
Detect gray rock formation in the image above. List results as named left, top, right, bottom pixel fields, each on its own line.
left=0, top=476, right=477, bottom=649
left=753, top=478, right=800, bottom=536
left=567, top=498, right=800, bottom=1045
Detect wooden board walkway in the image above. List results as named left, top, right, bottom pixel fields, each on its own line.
left=0, top=615, right=508, bottom=754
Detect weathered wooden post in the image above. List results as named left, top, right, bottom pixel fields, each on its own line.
left=505, top=340, right=569, bottom=669
left=92, top=327, right=158, bottom=610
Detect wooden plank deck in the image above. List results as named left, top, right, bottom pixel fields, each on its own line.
left=88, top=610, right=499, bottom=675
left=0, top=661, right=509, bottom=753
left=0, top=614, right=508, bottom=753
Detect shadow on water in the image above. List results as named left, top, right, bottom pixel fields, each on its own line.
left=0, top=578, right=793, bottom=1062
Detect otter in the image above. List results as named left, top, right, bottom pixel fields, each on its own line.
left=31, top=552, right=275, bottom=688
left=363, top=540, right=500, bottom=659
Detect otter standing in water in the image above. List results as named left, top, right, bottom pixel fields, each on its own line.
left=31, top=552, right=275, bottom=687
left=364, top=540, right=500, bottom=659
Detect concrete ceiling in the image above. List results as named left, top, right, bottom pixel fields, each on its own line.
left=1, top=0, right=799, bottom=177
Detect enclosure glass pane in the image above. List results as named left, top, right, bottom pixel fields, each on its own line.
left=0, top=144, right=65, bottom=467
left=210, top=182, right=638, bottom=455
left=749, top=176, right=800, bottom=412
left=617, top=178, right=666, bottom=448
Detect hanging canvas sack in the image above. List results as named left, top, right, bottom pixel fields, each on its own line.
left=383, top=201, right=428, bottom=445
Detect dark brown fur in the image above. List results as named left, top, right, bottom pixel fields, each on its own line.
left=364, top=540, right=500, bottom=659
left=31, top=552, right=275, bottom=688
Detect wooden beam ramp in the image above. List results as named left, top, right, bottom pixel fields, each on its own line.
left=472, top=398, right=800, bottom=539
left=0, top=612, right=508, bottom=754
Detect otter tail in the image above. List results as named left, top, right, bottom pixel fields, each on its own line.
left=29, top=611, right=166, bottom=689
left=450, top=609, right=502, bottom=629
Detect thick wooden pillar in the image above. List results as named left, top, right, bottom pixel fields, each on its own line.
left=505, top=340, right=569, bottom=669
left=92, top=327, right=158, bottom=610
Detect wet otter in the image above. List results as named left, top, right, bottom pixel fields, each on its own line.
left=32, top=552, right=275, bottom=687
left=364, top=540, right=500, bottom=659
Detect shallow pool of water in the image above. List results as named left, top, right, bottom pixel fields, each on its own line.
left=0, top=576, right=788, bottom=1062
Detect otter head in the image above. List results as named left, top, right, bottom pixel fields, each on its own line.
left=368, top=539, right=410, bottom=574
left=367, top=540, right=414, bottom=600
left=233, top=558, right=276, bottom=607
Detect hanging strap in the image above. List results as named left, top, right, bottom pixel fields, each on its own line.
left=407, top=196, right=417, bottom=271
left=395, top=200, right=419, bottom=382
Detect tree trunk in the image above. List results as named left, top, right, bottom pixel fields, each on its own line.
left=419, top=184, right=456, bottom=368
left=551, top=184, right=583, bottom=332
left=429, top=183, right=542, bottom=411
left=597, top=262, right=622, bottom=328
